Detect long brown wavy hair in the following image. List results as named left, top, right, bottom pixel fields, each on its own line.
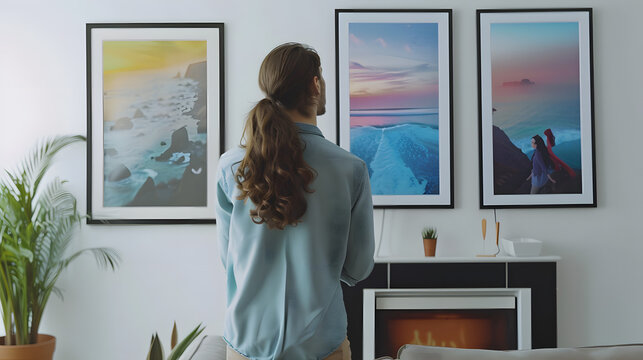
left=235, top=43, right=320, bottom=229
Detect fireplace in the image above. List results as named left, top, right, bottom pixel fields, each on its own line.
left=363, top=288, right=531, bottom=359
left=341, top=260, right=558, bottom=360
left=376, top=309, right=516, bottom=352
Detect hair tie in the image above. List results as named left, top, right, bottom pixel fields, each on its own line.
left=266, top=96, right=282, bottom=107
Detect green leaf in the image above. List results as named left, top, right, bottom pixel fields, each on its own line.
left=60, top=247, right=121, bottom=272
left=171, top=321, right=178, bottom=350
left=167, top=324, right=205, bottom=360
left=421, top=227, right=437, bottom=239
left=0, top=243, right=33, bottom=262
left=146, top=333, right=164, bottom=360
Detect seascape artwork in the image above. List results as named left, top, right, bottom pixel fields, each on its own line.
left=348, top=22, right=440, bottom=196
left=490, top=22, right=583, bottom=195
left=102, top=41, right=208, bottom=207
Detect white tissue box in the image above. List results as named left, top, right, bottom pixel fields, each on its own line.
left=501, top=238, right=542, bottom=257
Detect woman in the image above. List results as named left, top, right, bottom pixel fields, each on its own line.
left=526, top=134, right=557, bottom=194
left=215, top=43, right=375, bottom=360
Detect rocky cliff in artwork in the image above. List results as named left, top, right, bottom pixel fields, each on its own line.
left=185, top=61, right=208, bottom=133
left=492, top=125, right=532, bottom=195
left=127, top=125, right=207, bottom=207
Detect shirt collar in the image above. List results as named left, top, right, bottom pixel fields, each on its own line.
left=295, top=122, right=324, bottom=138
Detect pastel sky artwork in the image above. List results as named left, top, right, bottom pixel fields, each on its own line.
left=349, top=23, right=439, bottom=110
left=102, top=41, right=207, bottom=121
left=103, top=41, right=206, bottom=74
left=491, top=22, right=580, bottom=102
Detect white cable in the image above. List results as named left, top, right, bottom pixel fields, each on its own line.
left=375, top=208, right=386, bottom=258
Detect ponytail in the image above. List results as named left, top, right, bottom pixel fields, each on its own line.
left=235, top=98, right=316, bottom=230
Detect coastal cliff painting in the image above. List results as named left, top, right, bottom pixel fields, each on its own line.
left=87, top=23, right=224, bottom=223
left=336, top=10, right=453, bottom=207
left=478, top=10, right=596, bottom=208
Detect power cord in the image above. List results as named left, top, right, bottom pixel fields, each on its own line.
left=375, top=208, right=386, bottom=258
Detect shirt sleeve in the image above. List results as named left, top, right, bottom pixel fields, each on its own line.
left=215, top=164, right=233, bottom=271
left=341, top=161, right=375, bottom=286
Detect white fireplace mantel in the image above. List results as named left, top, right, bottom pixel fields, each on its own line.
left=374, top=255, right=561, bottom=263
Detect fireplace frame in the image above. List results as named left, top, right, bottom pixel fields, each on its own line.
left=363, top=288, right=532, bottom=360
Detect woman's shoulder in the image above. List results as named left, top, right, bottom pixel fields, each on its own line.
left=220, top=147, right=244, bottom=162
left=307, top=139, right=368, bottom=178
left=218, top=147, right=245, bottom=175
left=310, top=138, right=366, bottom=165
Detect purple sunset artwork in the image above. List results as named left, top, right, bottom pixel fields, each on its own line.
left=348, top=22, right=440, bottom=196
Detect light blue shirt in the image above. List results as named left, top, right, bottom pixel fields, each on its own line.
left=215, top=122, right=375, bottom=360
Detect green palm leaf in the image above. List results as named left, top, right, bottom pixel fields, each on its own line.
left=21, top=135, right=85, bottom=195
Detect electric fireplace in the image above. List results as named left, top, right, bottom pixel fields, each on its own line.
left=341, top=260, right=559, bottom=360
left=363, top=288, right=532, bottom=359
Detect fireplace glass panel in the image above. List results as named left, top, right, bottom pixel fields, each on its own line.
left=375, top=309, right=517, bottom=358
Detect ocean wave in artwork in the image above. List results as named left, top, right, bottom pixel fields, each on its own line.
left=351, top=123, right=439, bottom=195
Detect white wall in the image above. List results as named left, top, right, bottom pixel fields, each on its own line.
left=1, top=0, right=642, bottom=358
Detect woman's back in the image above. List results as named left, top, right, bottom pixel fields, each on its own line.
left=216, top=122, right=374, bottom=359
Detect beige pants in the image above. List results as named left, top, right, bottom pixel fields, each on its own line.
left=226, top=338, right=351, bottom=360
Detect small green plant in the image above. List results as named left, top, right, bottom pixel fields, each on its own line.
left=146, top=322, right=205, bottom=360
left=422, top=227, right=438, bottom=239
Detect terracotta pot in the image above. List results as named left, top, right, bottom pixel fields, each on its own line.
left=423, top=238, right=437, bottom=257
left=0, top=334, right=55, bottom=360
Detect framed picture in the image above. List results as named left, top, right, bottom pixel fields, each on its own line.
left=87, top=23, right=224, bottom=224
left=478, top=9, right=596, bottom=208
left=336, top=9, right=453, bottom=208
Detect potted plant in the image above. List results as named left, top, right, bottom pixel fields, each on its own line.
left=422, top=227, right=438, bottom=257
left=0, top=135, right=120, bottom=359
left=146, top=322, right=205, bottom=360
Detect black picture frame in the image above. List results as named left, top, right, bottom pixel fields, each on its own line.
left=86, top=23, right=225, bottom=224
left=335, top=9, right=454, bottom=208
left=477, top=9, right=596, bottom=208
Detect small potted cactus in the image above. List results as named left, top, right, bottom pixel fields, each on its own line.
left=422, top=227, right=438, bottom=257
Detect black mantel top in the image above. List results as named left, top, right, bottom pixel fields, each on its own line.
left=342, top=261, right=558, bottom=360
